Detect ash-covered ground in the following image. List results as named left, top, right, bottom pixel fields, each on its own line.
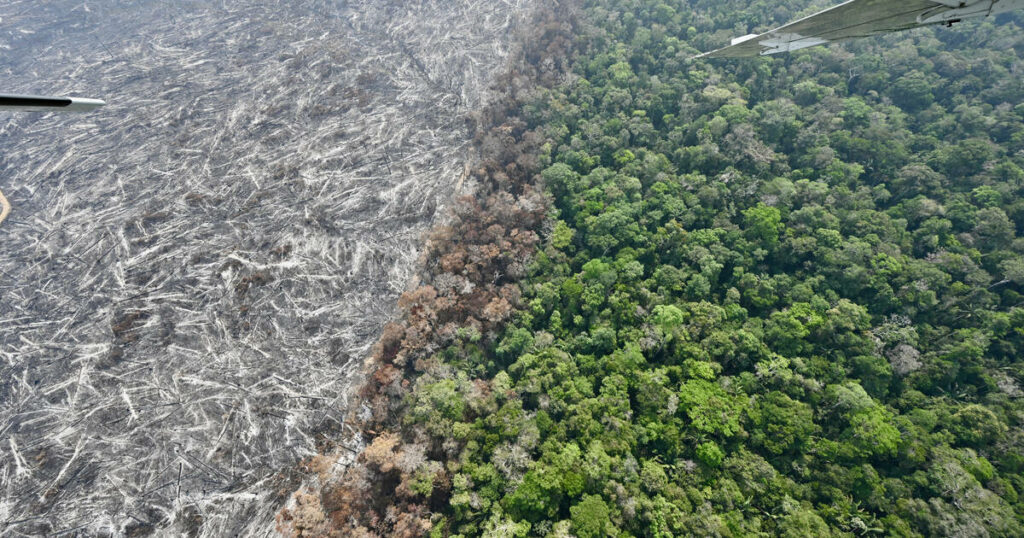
left=0, top=0, right=535, bottom=535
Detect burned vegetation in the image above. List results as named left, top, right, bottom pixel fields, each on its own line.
left=276, top=4, right=580, bottom=536
left=0, top=0, right=537, bottom=535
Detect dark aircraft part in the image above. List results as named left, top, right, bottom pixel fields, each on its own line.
left=0, top=93, right=105, bottom=111
left=0, top=94, right=73, bottom=107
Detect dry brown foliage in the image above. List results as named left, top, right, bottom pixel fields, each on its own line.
left=361, top=433, right=402, bottom=474
left=302, top=454, right=341, bottom=484
left=276, top=491, right=336, bottom=538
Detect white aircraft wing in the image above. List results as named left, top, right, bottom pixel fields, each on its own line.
left=0, top=94, right=105, bottom=112
left=698, top=0, right=1024, bottom=58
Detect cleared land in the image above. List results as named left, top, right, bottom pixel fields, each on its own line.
left=0, top=0, right=534, bottom=535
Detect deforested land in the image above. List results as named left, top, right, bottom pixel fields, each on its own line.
left=0, top=0, right=539, bottom=535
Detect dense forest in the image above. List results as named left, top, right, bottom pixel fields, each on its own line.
left=279, top=1, right=1024, bottom=536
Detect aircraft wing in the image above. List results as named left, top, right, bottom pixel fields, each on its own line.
left=698, top=0, right=1024, bottom=58
left=0, top=94, right=105, bottom=112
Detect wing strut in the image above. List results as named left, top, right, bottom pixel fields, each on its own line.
left=0, top=94, right=106, bottom=112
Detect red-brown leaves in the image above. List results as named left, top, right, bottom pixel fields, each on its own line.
left=361, top=433, right=401, bottom=474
